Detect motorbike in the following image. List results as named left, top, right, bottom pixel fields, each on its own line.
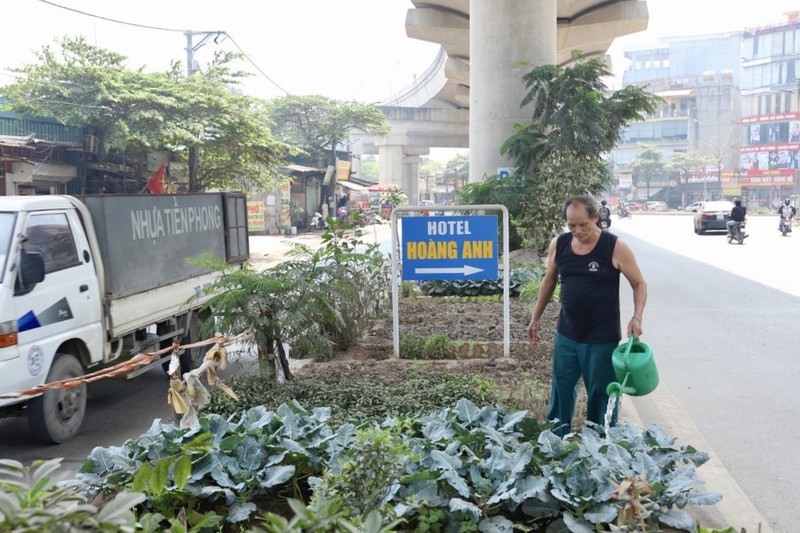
left=597, top=219, right=609, bottom=231
left=618, top=206, right=632, bottom=219
left=779, top=212, right=793, bottom=236
left=309, top=212, right=326, bottom=230
left=727, top=219, right=747, bottom=244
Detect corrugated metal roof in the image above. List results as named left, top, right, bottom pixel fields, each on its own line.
left=279, top=164, right=324, bottom=173
left=0, top=113, right=84, bottom=145
left=337, top=180, right=368, bottom=191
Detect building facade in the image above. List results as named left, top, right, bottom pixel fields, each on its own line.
left=613, top=32, right=742, bottom=207
left=738, top=12, right=800, bottom=209
left=615, top=12, right=800, bottom=210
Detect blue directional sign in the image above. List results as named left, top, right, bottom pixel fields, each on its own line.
left=401, top=215, right=498, bottom=281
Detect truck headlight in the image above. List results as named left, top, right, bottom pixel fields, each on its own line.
left=0, top=320, right=18, bottom=349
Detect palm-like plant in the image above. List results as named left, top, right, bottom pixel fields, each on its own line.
left=193, top=218, right=390, bottom=381
left=379, top=189, right=408, bottom=207
left=493, top=51, right=660, bottom=250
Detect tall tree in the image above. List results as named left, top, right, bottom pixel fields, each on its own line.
left=630, top=144, right=666, bottom=200
left=357, top=155, right=379, bottom=182
left=0, top=36, right=292, bottom=192
left=419, top=157, right=444, bottom=201
left=265, top=95, right=388, bottom=167
left=666, top=149, right=715, bottom=201
left=466, top=51, right=659, bottom=251
left=443, top=154, right=469, bottom=192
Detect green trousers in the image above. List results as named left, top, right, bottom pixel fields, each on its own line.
left=547, top=333, right=619, bottom=436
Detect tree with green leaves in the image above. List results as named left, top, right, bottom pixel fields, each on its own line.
left=630, top=144, right=666, bottom=200
left=358, top=155, right=380, bottom=182
left=265, top=95, right=388, bottom=167
left=0, top=36, right=293, bottom=192
left=420, top=157, right=444, bottom=201
left=379, top=189, right=408, bottom=208
left=464, top=51, right=659, bottom=251
left=443, top=153, right=469, bottom=193
left=665, top=149, right=715, bottom=202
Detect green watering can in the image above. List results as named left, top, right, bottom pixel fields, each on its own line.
left=606, top=334, right=659, bottom=397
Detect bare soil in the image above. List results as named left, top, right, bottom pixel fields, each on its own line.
left=293, top=297, right=574, bottom=422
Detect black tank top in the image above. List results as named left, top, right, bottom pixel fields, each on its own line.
left=555, top=231, right=621, bottom=343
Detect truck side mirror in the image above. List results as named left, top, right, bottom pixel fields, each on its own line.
left=20, top=250, right=45, bottom=286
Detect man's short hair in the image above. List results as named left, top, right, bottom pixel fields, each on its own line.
left=564, top=195, right=598, bottom=219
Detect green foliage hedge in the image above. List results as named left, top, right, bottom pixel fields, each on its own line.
left=77, top=400, right=721, bottom=532
left=203, top=372, right=500, bottom=427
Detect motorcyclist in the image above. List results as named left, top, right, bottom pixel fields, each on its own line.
left=726, top=198, right=748, bottom=239
left=778, top=198, right=796, bottom=231
left=618, top=201, right=630, bottom=218
left=597, top=200, right=612, bottom=229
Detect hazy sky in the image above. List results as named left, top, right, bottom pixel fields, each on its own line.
left=3, top=0, right=800, bottom=102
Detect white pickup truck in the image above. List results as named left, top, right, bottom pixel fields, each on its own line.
left=0, top=193, right=249, bottom=443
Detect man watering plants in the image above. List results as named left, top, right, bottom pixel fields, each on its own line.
left=526, top=195, right=648, bottom=436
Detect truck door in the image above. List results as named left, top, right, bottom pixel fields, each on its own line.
left=12, top=210, right=103, bottom=392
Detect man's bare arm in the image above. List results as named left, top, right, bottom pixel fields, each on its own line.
left=527, top=238, right=559, bottom=343
left=613, top=239, right=647, bottom=338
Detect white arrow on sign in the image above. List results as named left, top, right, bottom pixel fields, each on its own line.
left=414, top=265, right=484, bottom=276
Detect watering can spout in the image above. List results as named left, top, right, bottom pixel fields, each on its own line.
left=608, top=334, right=659, bottom=397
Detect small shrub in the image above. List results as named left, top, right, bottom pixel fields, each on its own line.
left=255, top=497, right=403, bottom=532
left=289, top=333, right=335, bottom=361
left=400, top=280, right=416, bottom=299
left=424, top=333, right=451, bottom=359
left=0, top=458, right=144, bottom=532
left=519, top=277, right=560, bottom=306
left=399, top=333, right=427, bottom=360
left=310, top=426, right=411, bottom=519
left=451, top=339, right=465, bottom=357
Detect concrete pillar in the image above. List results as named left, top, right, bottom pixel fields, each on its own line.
left=469, top=0, right=557, bottom=182
left=378, top=144, right=404, bottom=186
left=403, top=156, right=421, bottom=205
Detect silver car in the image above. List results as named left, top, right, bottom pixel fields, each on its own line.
left=645, top=201, right=669, bottom=212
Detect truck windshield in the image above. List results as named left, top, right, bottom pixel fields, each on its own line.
left=0, top=212, right=15, bottom=279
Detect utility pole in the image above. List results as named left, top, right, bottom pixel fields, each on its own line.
left=185, top=30, right=225, bottom=191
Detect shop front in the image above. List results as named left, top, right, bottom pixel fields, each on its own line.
left=739, top=113, right=800, bottom=209
left=6, top=161, right=76, bottom=195
left=737, top=173, right=796, bottom=210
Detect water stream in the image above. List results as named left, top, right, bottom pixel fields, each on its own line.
left=604, top=394, right=620, bottom=437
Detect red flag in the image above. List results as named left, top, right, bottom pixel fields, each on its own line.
left=146, top=163, right=166, bottom=194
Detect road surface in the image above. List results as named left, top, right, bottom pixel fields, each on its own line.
left=613, top=213, right=797, bottom=533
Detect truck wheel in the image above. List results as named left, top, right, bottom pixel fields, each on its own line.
left=162, top=315, right=210, bottom=377
left=27, top=353, right=87, bottom=444
left=183, top=310, right=213, bottom=373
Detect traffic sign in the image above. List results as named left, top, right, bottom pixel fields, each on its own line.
left=401, top=215, right=498, bottom=280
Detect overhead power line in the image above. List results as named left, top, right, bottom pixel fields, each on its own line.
left=36, top=0, right=289, bottom=95
left=38, top=0, right=189, bottom=33
left=226, top=34, right=289, bottom=96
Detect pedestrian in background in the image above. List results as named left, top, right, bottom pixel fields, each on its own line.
left=527, top=195, right=648, bottom=436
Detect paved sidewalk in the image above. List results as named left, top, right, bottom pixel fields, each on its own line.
left=248, top=223, right=393, bottom=269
